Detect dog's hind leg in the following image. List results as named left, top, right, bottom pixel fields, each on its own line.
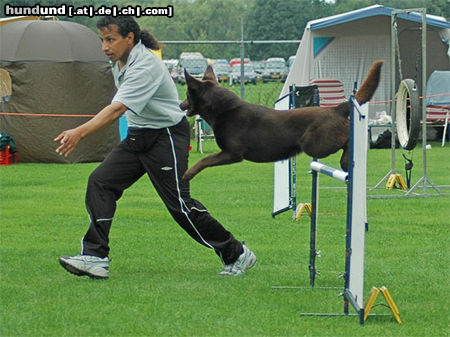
left=339, top=144, right=348, bottom=171
left=182, top=151, right=243, bottom=181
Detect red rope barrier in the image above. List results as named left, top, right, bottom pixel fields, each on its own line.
left=1, top=94, right=448, bottom=112
left=369, top=92, right=450, bottom=105
left=0, top=112, right=95, bottom=117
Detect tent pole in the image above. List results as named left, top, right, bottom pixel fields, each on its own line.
left=372, top=12, right=398, bottom=189
left=405, top=9, right=442, bottom=196
left=421, top=9, right=427, bottom=195
left=390, top=13, right=397, bottom=175
left=375, top=9, right=442, bottom=197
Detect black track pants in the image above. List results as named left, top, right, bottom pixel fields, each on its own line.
left=81, top=118, right=243, bottom=264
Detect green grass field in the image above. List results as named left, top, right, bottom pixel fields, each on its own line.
left=1, top=140, right=449, bottom=336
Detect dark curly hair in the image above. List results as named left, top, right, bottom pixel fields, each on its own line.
left=96, top=16, right=160, bottom=50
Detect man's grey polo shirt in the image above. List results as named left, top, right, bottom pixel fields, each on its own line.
left=111, top=41, right=184, bottom=129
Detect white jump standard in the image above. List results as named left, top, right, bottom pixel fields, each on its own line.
left=303, top=95, right=369, bottom=325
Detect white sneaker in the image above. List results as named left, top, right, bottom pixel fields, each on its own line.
left=219, top=244, right=256, bottom=276
left=59, top=255, right=109, bottom=279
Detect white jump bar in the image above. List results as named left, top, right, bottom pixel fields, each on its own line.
left=310, top=161, right=348, bottom=182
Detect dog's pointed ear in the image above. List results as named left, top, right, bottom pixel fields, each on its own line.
left=203, top=65, right=217, bottom=83
left=184, top=68, right=201, bottom=90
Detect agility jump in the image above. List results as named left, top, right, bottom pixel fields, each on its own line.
left=303, top=95, right=369, bottom=324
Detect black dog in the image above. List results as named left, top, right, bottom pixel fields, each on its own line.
left=180, top=60, right=383, bottom=181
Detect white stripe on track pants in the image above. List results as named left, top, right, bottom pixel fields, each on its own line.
left=82, top=118, right=243, bottom=264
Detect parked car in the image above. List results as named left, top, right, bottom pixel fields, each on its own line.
left=230, top=64, right=257, bottom=85
left=287, top=55, right=296, bottom=72
left=178, top=52, right=208, bottom=80
left=179, top=52, right=203, bottom=59
left=215, top=59, right=229, bottom=65
left=262, top=57, right=287, bottom=82
left=229, top=57, right=250, bottom=68
left=212, top=63, right=231, bottom=83
left=252, top=61, right=265, bottom=80
left=163, top=59, right=181, bottom=83
left=267, top=57, right=285, bottom=63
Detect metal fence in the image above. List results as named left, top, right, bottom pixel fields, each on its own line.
left=161, top=39, right=300, bottom=104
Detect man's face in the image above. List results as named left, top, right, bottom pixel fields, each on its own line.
left=99, top=24, right=134, bottom=66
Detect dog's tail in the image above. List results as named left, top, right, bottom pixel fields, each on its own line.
left=355, top=60, right=384, bottom=104
left=335, top=60, right=383, bottom=118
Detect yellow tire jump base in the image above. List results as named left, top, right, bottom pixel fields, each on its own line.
left=295, top=203, right=312, bottom=220
left=364, top=286, right=402, bottom=324
left=386, top=174, right=408, bottom=190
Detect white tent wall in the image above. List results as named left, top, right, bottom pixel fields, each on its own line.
left=283, top=19, right=391, bottom=121
left=311, top=16, right=392, bottom=118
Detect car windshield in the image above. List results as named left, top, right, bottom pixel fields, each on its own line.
left=180, top=58, right=207, bottom=73
left=265, top=61, right=285, bottom=70
left=213, top=64, right=231, bottom=72
left=232, top=65, right=254, bottom=73
left=186, top=65, right=207, bottom=73
left=253, top=63, right=265, bottom=70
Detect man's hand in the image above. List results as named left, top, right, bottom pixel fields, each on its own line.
left=54, top=129, right=82, bottom=157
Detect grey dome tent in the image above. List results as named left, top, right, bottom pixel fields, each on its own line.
left=0, top=19, right=119, bottom=163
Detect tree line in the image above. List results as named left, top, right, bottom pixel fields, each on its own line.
left=1, top=0, right=449, bottom=61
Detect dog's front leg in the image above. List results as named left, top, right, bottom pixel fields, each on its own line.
left=182, top=151, right=243, bottom=181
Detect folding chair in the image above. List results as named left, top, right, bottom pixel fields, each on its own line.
left=195, top=116, right=214, bottom=153
left=309, top=78, right=346, bottom=107
left=425, top=70, right=450, bottom=147
left=426, top=106, right=449, bottom=147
